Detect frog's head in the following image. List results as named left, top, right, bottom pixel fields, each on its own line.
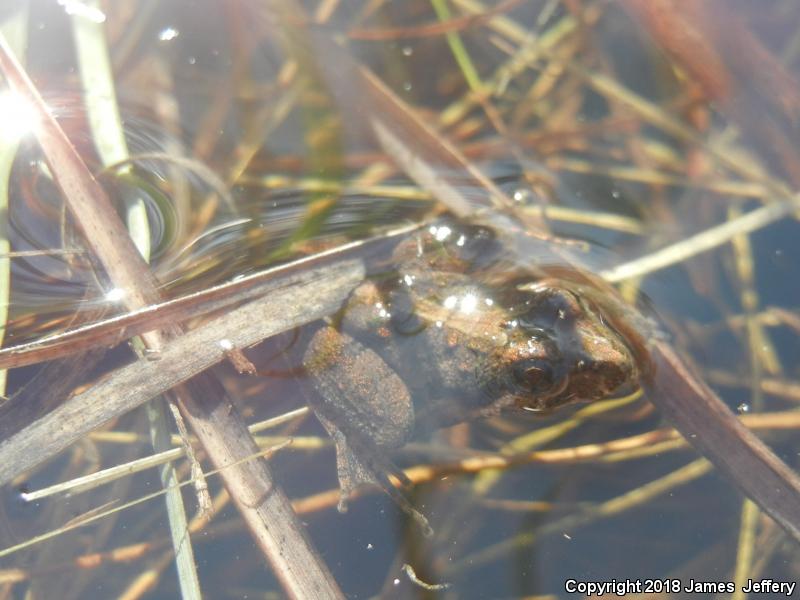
left=489, top=283, right=640, bottom=412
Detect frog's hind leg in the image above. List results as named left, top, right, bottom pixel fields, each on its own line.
left=316, top=413, right=432, bottom=537
left=305, top=325, right=432, bottom=534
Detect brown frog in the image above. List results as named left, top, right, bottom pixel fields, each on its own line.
left=303, top=218, right=641, bottom=529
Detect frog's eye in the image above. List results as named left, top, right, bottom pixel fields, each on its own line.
left=512, top=359, right=564, bottom=396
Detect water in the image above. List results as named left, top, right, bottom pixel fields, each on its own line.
left=1, top=0, right=800, bottom=598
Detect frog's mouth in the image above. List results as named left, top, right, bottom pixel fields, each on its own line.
left=520, top=385, right=573, bottom=412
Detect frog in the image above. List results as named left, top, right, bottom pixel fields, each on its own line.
left=302, top=218, right=642, bottom=530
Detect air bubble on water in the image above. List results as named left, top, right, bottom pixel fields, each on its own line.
left=402, top=46, right=413, bottom=56
left=403, top=82, right=412, bottom=91
left=159, top=27, right=179, bottom=41
left=512, top=189, right=530, bottom=203
left=737, top=403, right=750, bottom=414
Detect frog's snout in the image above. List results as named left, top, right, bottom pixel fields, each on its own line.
left=571, top=333, right=639, bottom=401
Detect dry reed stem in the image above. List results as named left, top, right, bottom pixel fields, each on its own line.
left=0, top=34, right=344, bottom=599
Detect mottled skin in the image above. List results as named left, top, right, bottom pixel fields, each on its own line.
left=303, top=219, right=640, bottom=519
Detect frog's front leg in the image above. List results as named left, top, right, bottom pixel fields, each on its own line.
left=303, top=324, right=431, bottom=533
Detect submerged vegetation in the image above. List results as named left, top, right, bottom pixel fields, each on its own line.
left=0, top=0, right=800, bottom=598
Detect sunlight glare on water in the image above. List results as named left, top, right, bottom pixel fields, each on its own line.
left=0, top=91, right=38, bottom=142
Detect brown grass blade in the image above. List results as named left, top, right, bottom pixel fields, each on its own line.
left=0, top=223, right=419, bottom=370
left=0, top=260, right=363, bottom=471
left=0, top=33, right=344, bottom=599
left=648, top=340, right=800, bottom=542
left=256, top=5, right=800, bottom=544
left=261, top=2, right=546, bottom=230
